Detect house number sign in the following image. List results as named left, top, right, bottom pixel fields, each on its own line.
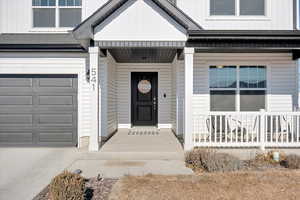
left=90, top=67, right=97, bottom=91
left=138, top=80, right=151, bottom=94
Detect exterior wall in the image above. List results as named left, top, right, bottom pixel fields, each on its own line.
left=94, top=0, right=186, bottom=41
left=0, top=0, right=295, bottom=33
left=116, top=63, right=172, bottom=128
left=171, top=57, right=177, bottom=133
left=106, top=53, right=118, bottom=136
left=177, top=0, right=294, bottom=30
left=0, top=0, right=107, bottom=33
left=177, top=59, right=185, bottom=135
left=0, top=52, right=91, bottom=146
left=192, top=53, right=297, bottom=116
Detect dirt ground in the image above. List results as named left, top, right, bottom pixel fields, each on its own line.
left=109, top=170, right=300, bottom=200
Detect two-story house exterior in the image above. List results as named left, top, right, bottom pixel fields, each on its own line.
left=1, top=0, right=300, bottom=151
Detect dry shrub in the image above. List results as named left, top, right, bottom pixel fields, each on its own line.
left=185, top=148, right=242, bottom=172
left=255, top=150, right=286, bottom=165
left=49, top=171, right=85, bottom=200
left=284, top=154, right=300, bottom=169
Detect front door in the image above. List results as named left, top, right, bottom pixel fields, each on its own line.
left=131, top=72, right=158, bottom=126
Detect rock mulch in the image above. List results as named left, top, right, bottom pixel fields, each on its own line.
left=33, top=178, right=117, bottom=200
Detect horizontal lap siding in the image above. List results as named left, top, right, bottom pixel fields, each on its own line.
left=192, top=53, right=297, bottom=115
left=171, top=58, right=177, bottom=133
left=177, top=60, right=184, bottom=135
left=268, top=62, right=297, bottom=111
left=107, top=54, right=118, bottom=136
left=116, top=63, right=172, bottom=128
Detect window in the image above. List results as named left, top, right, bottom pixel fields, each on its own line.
left=209, top=65, right=267, bottom=111
left=210, top=0, right=265, bottom=16
left=210, top=0, right=236, bottom=16
left=32, top=0, right=56, bottom=27
left=240, top=0, right=265, bottom=15
left=32, top=0, right=82, bottom=28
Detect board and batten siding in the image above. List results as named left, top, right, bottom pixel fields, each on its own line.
left=0, top=52, right=91, bottom=146
left=177, top=0, right=294, bottom=30
left=192, top=53, right=298, bottom=116
left=116, top=63, right=172, bottom=128
left=0, top=0, right=107, bottom=33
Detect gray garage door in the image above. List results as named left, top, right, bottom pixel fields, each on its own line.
left=0, top=75, right=78, bottom=147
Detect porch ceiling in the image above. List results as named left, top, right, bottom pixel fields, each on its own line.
left=108, top=48, right=177, bottom=63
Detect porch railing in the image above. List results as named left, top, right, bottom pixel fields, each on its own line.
left=193, top=111, right=300, bottom=148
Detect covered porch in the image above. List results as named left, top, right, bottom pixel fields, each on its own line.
left=71, top=0, right=300, bottom=152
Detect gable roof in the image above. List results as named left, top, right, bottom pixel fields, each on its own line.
left=73, top=0, right=202, bottom=40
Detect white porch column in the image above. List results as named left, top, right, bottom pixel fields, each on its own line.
left=89, top=47, right=100, bottom=151
left=184, top=47, right=194, bottom=151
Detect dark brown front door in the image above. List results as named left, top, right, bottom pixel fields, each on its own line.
left=131, top=72, right=158, bottom=126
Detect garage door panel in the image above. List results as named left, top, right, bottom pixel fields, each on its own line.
left=0, top=96, right=33, bottom=105
left=38, top=78, right=74, bottom=87
left=39, top=114, right=73, bottom=124
left=0, top=114, right=33, bottom=124
left=39, top=131, right=73, bottom=142
left=0, top=131, right=33, bottom=144
left=0, top=78, right=33, bottom=87
left=39, top=96, right=73, bottom=105
left=0, top=74, right=78, bottom=147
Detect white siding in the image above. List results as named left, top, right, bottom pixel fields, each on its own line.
left=107, top=53, right=118, bottom=135
left=83, top=0, right=107, bottom=20
left=0, top=0, right=107, bottom=33
left=0, top=0, right=295, bottom=33
left=171, top=57, right=177, bottom=133
left=116, top=63, right=172, bottom=128
left=0, top=52, right=91, bottom=144
left=94, top=0, right=186, bottom=41
left=177, top=59, right=185, bottom=135
left=177, top=0, right=294, bottom=30
left=192, top=53, right=297, bottom=115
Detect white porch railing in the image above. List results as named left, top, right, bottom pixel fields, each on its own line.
left=193, top=111, right=300, bottom=148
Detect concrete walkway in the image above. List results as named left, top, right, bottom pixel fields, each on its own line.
left=0, top=128, right=192, bottom=199
left=68, top=128, right=192, bottom=178
left=98, top=128, right=185, bottom=160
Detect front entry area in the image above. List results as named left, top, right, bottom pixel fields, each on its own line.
left=131, top=72, right=158, bottom=126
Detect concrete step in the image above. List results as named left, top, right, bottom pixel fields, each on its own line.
left=68, top=159, right=193, bottom=178
left=79, top=151, right=185, bottom=161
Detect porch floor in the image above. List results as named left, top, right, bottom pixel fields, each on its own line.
left=99, top=128, right=184, bottom=160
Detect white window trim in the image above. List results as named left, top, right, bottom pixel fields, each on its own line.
left=206, top=0, right=271, bottom=21
left=31, top=0, right=82, bottom=32
left=209, top=65, right=268, bottom=112
left=297, top=0, right=300, bottom=30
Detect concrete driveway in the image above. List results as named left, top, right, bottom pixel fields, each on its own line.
left=0, top=148, right=79, bottom=200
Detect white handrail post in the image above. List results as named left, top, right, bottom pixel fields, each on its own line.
left=260, top=109, right=266, bottom=151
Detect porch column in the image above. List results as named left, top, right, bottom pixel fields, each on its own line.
left=89, top=47, right=100, bottom=151
left=184, top=47, right=194, bottom=151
